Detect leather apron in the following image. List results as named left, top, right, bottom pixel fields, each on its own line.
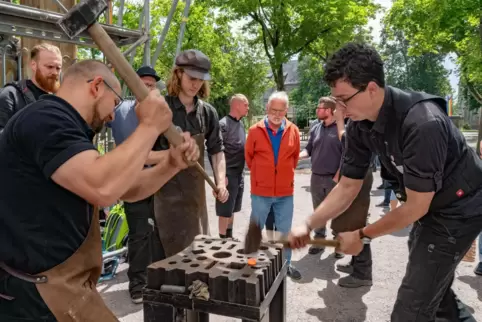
left=153, top=133, right=210, bottom=257
left=331, top=170, right=374, bottom=233
left=33, top=207, right=118, bottom=322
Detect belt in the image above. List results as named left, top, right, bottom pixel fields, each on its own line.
left=0, top=261, right=48, bottom=301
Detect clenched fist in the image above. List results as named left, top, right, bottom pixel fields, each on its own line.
left=169, top=132, right=200, bottom=169
left=136, top=90, right=172, bottom=134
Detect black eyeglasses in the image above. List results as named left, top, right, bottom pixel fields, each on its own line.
left=334, top=88, right=365, bottom=107
left=87, top=79, right=124, bottom=111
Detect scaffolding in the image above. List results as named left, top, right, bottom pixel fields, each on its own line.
left=0, top=0, right=191, bottom=151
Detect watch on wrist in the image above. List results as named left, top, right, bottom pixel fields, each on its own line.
left=358, top=228, right=372, bottom=244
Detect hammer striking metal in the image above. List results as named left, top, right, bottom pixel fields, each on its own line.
left=57, top=0, right=219, bottom=192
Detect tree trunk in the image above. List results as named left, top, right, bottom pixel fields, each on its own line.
left=274, top=63, right=285, bottom=91
left=19, top=0, right=77, bottom=79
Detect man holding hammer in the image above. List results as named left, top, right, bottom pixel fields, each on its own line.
left=289, top=43, right=482, bottom=321
left=0, top=60, right=199, bottom=321
left=153, top=49, right=229, bottom=257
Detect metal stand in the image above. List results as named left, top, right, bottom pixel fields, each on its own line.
left=143, top=261, right=287, bottom=322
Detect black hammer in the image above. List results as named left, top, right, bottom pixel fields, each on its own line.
left=57, top=0, right=219, bottom=193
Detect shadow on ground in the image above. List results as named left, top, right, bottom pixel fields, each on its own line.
left=307, top=280, right=370, bottom=322
left=458, top=275, right=482, bottom=301
left=292, top=252, right=370, bottom=321
left=291, top=252, right=341, bottom=284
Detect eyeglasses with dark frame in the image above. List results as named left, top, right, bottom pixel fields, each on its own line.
left=87, top=78, right=124, bottom=111
left=333, top=88, right=365, bottom=107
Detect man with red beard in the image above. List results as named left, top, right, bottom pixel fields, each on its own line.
left=0, top=43, right=62, bottom=134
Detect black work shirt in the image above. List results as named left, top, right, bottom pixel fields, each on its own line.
left=220, top=115, right=246, bottom=175
left=154, top=95, right=224, bottom=155
left=341, top=86, right=482, bottom=217
left=305, top=121, right=343, bottom=176
left=0, top=95, right=96, bottom=274
left=0, top=80, right=47, bottom=132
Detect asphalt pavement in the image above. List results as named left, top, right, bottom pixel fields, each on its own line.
left=99, top=168, right=482, bottom=322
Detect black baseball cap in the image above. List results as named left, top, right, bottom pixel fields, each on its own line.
left=175, top=49, right=211, bottom=81
left=136, top=65, right=160, bottom=82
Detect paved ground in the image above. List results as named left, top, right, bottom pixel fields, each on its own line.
left=98, top=168, right=482, bottom=322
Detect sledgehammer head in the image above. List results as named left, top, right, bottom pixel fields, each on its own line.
left=57, top=0, right=108, bottom=39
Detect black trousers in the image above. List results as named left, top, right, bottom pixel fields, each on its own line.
left=391, top=213, right=482, bottom=321
left=124, top=196, right=165, bottom=294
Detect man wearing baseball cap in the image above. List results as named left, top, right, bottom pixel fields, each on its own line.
left=107, top=65, right=169, bottom=304
left=153, top=49, right=229, bottom=260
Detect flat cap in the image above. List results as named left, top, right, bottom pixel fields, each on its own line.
left=175, top=49, right=211, bottom=81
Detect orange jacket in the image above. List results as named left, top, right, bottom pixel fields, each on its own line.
left=245, top=118, right=300, bottom=197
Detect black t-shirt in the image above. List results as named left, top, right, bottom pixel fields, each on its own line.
left=0, top=95, right=96, bottom=274
left=154, top=95, right=224, bottom=155
left=341, top=86, right=482, bottom=217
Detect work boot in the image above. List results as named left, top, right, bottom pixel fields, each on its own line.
left=474, top=262, right=482, bottom=276
left=288, top=265, right=302, bottom=280
left=376, top=201, right=389, bottom=208
left=130, top=290, right=143, bottom=304
left=308, top=246, right=325, bottom=255
left=336, top=263, right=353, bottom=274
left=338, top=275, right=372, bottom=288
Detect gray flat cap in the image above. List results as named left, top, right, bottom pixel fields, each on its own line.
left=175, top=49, right=211, bottom=81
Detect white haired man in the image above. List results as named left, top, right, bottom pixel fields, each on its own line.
left=245, top=91, right=302, bottom=279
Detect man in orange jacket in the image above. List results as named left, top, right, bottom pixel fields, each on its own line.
left=245, top=91, right=301, bottom=280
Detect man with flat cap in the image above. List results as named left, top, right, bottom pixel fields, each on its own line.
left=153, top=49, right=229, bottom=259
left=107, top=65, right=166, bottom=304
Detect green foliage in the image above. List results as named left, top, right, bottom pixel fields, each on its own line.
left=385, top=0, right=482, bottom=103
left=379, top=28, right=452, bottom=96
left=97, top=0, right=270, bottom=118
left=203, top=0, right=379, bottom=90
left=290, top=55, right=330, bottom=128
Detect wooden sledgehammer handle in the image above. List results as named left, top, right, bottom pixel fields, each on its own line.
left=273, top=238, right=340, bottom=248
left=86, top=23, right=219, bottom=193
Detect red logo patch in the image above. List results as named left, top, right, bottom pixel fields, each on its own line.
left=456, top=189, right=464, bottom=197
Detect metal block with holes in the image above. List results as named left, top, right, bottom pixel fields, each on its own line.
left=144, top=235, right=287, bottom=322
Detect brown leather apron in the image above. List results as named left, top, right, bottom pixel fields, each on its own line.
left=153, top=133, right=210, bottom=257
left=331, top=170, right=374, bottom=233
left=32, top=207, right=118, bottom=321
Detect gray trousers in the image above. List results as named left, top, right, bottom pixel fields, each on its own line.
left=311, top=174, right=336, bottom=238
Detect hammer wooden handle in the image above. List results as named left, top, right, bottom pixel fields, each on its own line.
left=275, top=238, right=340, bottom=248
left=86, top=23, right=218, bottom=193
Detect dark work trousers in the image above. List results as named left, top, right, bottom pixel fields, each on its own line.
left=391, top=213, right=482, bottom=321
left=124, top=196, right=165, bottom=294
left=332, top=170, right=374, bottom=280
left=311, top=174, right=337, bottom=239
left=265, top=206, right=276, bottom=231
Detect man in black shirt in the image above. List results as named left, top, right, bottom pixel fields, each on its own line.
left=153, top=49, right=229, bottom=257
left=0, top=59, right=199, bottom=321
left=289, top=43, right=482, bottom=321
left=0, top=43, right=62, bottom=134
left=215, top=94, right=249, bottom=239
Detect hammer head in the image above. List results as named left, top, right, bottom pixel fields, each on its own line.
left=57, top=0, right=108, bottom=39
left=244, top=220, right=263, bottom=254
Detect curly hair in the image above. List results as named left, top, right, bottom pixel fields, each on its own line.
left=166, top=66, right=210, bottom=99
left=323, top=42, right=385, bottom=90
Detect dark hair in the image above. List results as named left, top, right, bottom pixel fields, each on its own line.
left=318, top=96, right=336, bottom=111
left=323, top=42, right=385, bottom=90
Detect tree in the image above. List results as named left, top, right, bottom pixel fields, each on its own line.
left=379, top=29, right=452, bottom=97
left=204, top=0, right=379, bottom=91
left=385, top=0, right=481, bottom=102
left=106, top=0, right=270, bottom=119
left=289, top=55, right=330, bottom=128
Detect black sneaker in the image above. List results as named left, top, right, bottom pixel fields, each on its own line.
left=475, top=262, right=482, bottom=276
left=338, top=275, right=372, bottom=288
left=130, top=291, right=143, bottom=304
left=376, top=202, right=389, bottom=208
left=288, top=265, right=302, bottom=280
left=336, top=263, right=353, bottom=274
left=334, top=252, right=345, bottom=259
left=308, top=246, right=325, bottom=255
